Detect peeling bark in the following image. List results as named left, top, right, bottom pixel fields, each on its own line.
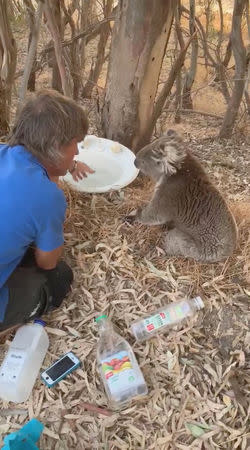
left=102, top=0, right=176, bottom=151
left=136, top=33, right=196, bottom=149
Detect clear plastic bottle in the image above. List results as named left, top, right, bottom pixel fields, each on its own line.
left=0, top=319, right=49, bottom=402
left=131, top=296, right=204, bottom=342
left=96, top=315, right=148, bottom=410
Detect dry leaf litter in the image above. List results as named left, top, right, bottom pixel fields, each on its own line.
left=0, top=118, right=249, bottom=449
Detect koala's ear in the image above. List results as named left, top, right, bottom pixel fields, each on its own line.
left=160, top=141, right=186, bottom=176
left=162, top=155, right=178, bottom=175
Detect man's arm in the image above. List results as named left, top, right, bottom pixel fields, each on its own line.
left=35, top=245, right=63, bottom=270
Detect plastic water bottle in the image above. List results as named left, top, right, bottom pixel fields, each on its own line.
left=96, top=315, right=148, bottom=409
left=131, top=296, right=204, bottom=342
left=0, top=319, right=49, bottom=402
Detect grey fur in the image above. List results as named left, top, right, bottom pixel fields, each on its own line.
left=128, top=129, right=237, bottom=262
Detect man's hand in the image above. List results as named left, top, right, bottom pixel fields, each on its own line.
left=70, top=161, right=95, bottom=182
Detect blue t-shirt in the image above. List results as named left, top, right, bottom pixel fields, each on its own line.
left=0, top=144, right=67, bottom=322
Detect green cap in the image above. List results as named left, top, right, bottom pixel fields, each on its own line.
left=95, top=314, right=108, bottom=322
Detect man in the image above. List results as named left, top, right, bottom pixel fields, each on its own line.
left=0, top=89, right=94, bottom=331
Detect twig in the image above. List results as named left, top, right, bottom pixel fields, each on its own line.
left=0, top=324, right=21, bottom=339
left=0, top=408, right=28, bottom=417
left=41, top=16, right=115, bottom=56
left=79, top=401, right=113, bottom=416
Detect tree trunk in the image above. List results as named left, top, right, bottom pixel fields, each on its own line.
left=49, top=0, right=62, bottom=93
left=79, top=0, right=92, bottom=68
left=44, top=0, right=71, bottom=96
left=219, top=0, right=247, bottom=138
left=0, top=0, right=17, bottom=136
left=182, top=0, right=198, bottom=109
left=101, top=0, right=176, bottom=151
left=174, top=1, right=184, bottom=123
left=82, top=0, right=113, bottom=98
left=23, top=0, right=37, bottom=91
left=60, top=0, right=80, bottom=99
left=136, top=33, right=195, bottom=148
left=18, top=1, right=43, bottom=108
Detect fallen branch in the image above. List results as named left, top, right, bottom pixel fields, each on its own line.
left=165, top=108, right=223, bottom=120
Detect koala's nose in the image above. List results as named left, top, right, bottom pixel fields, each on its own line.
left=134, top=158, right=139, bottom=168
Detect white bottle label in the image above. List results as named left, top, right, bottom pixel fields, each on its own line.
left=143, top=301, right=191, bottom=333
left=0, top=350, right=26, bottom=382
left=101, top=350, right=140, bottom=397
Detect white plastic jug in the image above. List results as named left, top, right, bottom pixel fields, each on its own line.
left=0, top=319, right=49, bottom=402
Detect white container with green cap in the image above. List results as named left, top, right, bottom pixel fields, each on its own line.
left=131, top=296, right=205, bottom=342
left=95, top=315, right=148, bottom=409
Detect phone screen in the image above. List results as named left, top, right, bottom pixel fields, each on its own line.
left=46, top=356, right=75, bottom=381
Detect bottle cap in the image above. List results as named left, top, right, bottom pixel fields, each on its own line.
left=193, top=296, right=204, bottom=310
left=34, top=319, right=46, bottom=327
left=95, top=314, right=107, bottom=322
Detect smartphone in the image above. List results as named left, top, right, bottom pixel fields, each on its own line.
left=41, top=351, right=81, bottom=388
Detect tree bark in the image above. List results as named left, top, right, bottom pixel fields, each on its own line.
left=60, top=0, right=81, bottom=99
left=48, top=0, right=63, bottom=93
left=136, top=33, right=195, bottom=149
left=82, top=0, right=113, bottom=98
left=182, top=0, right=198, bottom=109
left=0, top=0, right=17, bottom=136
left=174, top=0, right=184, bottom=123
left=18, top=1, right=43, bottom=108
left=219, top=0, right=247, bottom=138
left=101, top=0, right=176, bottom=151
left=44, top=0, right=71, bottom=96
left=23, top=0, right=37, bottom=91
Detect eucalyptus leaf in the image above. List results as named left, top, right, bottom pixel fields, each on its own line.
left=185, top=422, right=210, bottom=437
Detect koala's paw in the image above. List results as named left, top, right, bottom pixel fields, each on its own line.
left=123, top=209, right=138, bottom=225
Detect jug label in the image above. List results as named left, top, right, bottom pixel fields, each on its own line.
left=0, top=350, right=26, bottom=381
left=143, top=302, right=191, bottom=333
left=101, top=351, right=138, bottom=395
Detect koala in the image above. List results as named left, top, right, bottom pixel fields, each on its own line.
left=126, top=129, right=238, bottom=263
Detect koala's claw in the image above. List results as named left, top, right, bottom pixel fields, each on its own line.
left=123, top=214, right=136, bottom=225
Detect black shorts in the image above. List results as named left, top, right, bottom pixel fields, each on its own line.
left=0, top=250, right=73, bottom=331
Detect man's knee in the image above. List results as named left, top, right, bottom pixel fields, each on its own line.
left=43, top=261, right=73, bottom=308
left=56, top=261, right=74, bottom=285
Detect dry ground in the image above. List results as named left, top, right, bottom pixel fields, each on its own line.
left=1, top=6, right=250, bottom=448
left=0, top=116, right=249, bottom=449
